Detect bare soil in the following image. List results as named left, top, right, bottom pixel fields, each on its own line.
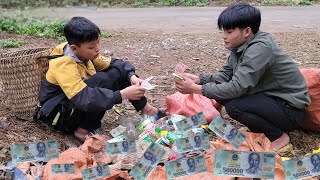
left=0, top=30, right=320, bottom=177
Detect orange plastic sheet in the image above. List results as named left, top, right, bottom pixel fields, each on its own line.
left=166, top=92, right=222, bottom=123
left=300, top=68, right=320, bottom=132
left=147, top=132, right=317, bottom=180
left=43, top=135, right=131, bottom=180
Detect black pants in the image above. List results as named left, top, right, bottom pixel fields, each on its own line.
left=218, top=93, right=305, bottom=141
left=48, top=66, right=147, bottom=133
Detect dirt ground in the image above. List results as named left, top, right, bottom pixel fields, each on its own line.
left=1, top=29, right=320, bottom=178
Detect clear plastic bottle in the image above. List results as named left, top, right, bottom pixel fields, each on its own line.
left=119, top=114, right=143, bottom=140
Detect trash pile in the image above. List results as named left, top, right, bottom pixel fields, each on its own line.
left=3, top=65, right=320, bottom=180
left=5, top=112, right=320, bottom=180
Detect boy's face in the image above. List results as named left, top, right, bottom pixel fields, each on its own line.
left=222, top=27, right=251, bottom=49
left=71, top=39, right=100, bottom=61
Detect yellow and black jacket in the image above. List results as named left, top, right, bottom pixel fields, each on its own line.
left=38, top=42, right=135, bottom=117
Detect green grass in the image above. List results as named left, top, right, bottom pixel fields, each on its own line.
left=0, top=14, right=112, bottom=41
left=0, top=0, right=214, bottom=8
left=0, top=15, right=67, bottom=40
left=262, top=0, right=314, bottom=5
left=0, top=39, right=23, bottom=48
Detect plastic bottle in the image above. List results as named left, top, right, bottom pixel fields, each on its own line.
left=119, top=114, right=143, bottom=140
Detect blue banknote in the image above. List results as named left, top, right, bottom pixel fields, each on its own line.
left=214, top=149, right=276, bottom=179
left=282, top=152, right=320, bottom=180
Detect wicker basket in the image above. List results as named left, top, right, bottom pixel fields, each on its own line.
left=0, top=48, right=51, bottom=120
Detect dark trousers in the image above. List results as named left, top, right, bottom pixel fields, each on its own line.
left=218, top=93, right=305, bottom=141
left=48, top=66, right=147, bottom=133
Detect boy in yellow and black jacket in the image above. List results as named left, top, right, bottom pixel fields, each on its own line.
left=37, top=17, right=161, bottom=141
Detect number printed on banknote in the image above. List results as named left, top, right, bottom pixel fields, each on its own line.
left=81, top=164, right=110, bottom=180
left=106, top=140, right=137, bottom=156
left=208, top=116, right=246, bottom=148
left=165, top=154, right=207, bottom=179
left=282, top=152, right=320, bottom=180
left=174, top=133, right=210, bottom=153
left=174, top=112, right=207, bottom=133
left=129, top=142, right=166, bottom=180
left=10, top=140, right=59, bottom=165
left=52, top=163, right=75, bottom=174
left=214, top=149, right=276, bottom=179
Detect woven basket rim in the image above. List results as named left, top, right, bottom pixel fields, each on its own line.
left=0, top=47, right=51, bottom=60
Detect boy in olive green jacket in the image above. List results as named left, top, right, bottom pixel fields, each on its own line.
left=175, top=3, right=310, bottom=150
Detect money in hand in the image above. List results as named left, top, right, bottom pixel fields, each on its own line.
left=106, top=140, right=137, bottom=156
left=208, top=116, right=246, bottom=148
left=52, top=163, right=75, bottom=174
left=282, top=152, right=320, bottom=180
left=174, top=133, right=210, bottom=153
left=174, top=112, right=207, bottom=133
left=10, top=140, right=59, bottom=165
left=141, top=76, right=157, bottom=90
left=175, top=62, right=188, bottom=74
left=214, top=149, right=276, bottom=179
left=165, top=154, right=207, bottom=179
left=81, top=164, right=111, bottom=180
left=110, top=125, right=127, bottom=138
left=129, top=142, right=166, bottom=180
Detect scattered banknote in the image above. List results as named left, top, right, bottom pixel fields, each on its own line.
left=108, top=135, right=126, bottom=143
left=175, top=62, right=188, bottom=74
left=208, top=116, right=246, bottom=148
left=81, top=164, right=110, bottom=180
left=141, top=76, right=157, bottom=90
left=106, top=140, right=137, bottom=156
left=165, top=154, right=207, bottom=179
left=174, top=112, right=207, bottom=133
left=214, top=149, right=276, bottom=179
left=110, top=125, right=127, bottom=138
left=52, top=163, right=75, bottom=174
left=282, top=152, right=320, bottom=180
left=174, top=133, right=210, bottom=153
left=129, top=142, right=166, bottom=180
left=10, top=140, right=59, bottom=165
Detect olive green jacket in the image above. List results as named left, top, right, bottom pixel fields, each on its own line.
left=200, top=31, right=310, bottom=109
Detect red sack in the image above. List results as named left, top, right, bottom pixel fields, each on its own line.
left=300, top=68, right=320, bottom=132
left=166, top=92, right=221, bottom=123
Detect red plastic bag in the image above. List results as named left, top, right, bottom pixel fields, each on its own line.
left=300, top=68, right=320, bottom=132
left=166, top=92, right=221, bottom=123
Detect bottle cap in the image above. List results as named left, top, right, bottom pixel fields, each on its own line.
left=155, top=127, right=161, bottom=133
left=153, top=114, right=159, bottom=120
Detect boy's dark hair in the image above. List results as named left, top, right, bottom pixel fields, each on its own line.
left=218, top=3, right=261, bottom=34
left=64, top=16, right=100, bottom=46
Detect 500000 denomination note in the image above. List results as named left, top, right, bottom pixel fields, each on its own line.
left=81, top=164, right=110, bottom=180
left=52, top=163, right=75, bottom=174
left=214, top=149, right=276, bottom=179
left=165, top=155, right=207, bottom=179
left=174, top=133, right=210, bottom=153
left=282, top=152, right=320, bottom=180
left=129, top=142, right=166, bottom=180
left=106, top=140, right=137, bottom=156
left=208, top=116, right=246, bottom=148
left=10, top=140, right=59, bottom=165
left=174, top=112, right=207, bottom=133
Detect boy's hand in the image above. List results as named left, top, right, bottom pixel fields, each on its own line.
left=130, top=75, right=143, bottom=85
left=174, top=76, right=202, bottom=94
left=181, top=73, right=200, bottom=84
left=120, top=85, right=145, bottom=100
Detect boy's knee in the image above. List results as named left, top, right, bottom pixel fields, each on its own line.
left=224, top=100, right=242, bottom=119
